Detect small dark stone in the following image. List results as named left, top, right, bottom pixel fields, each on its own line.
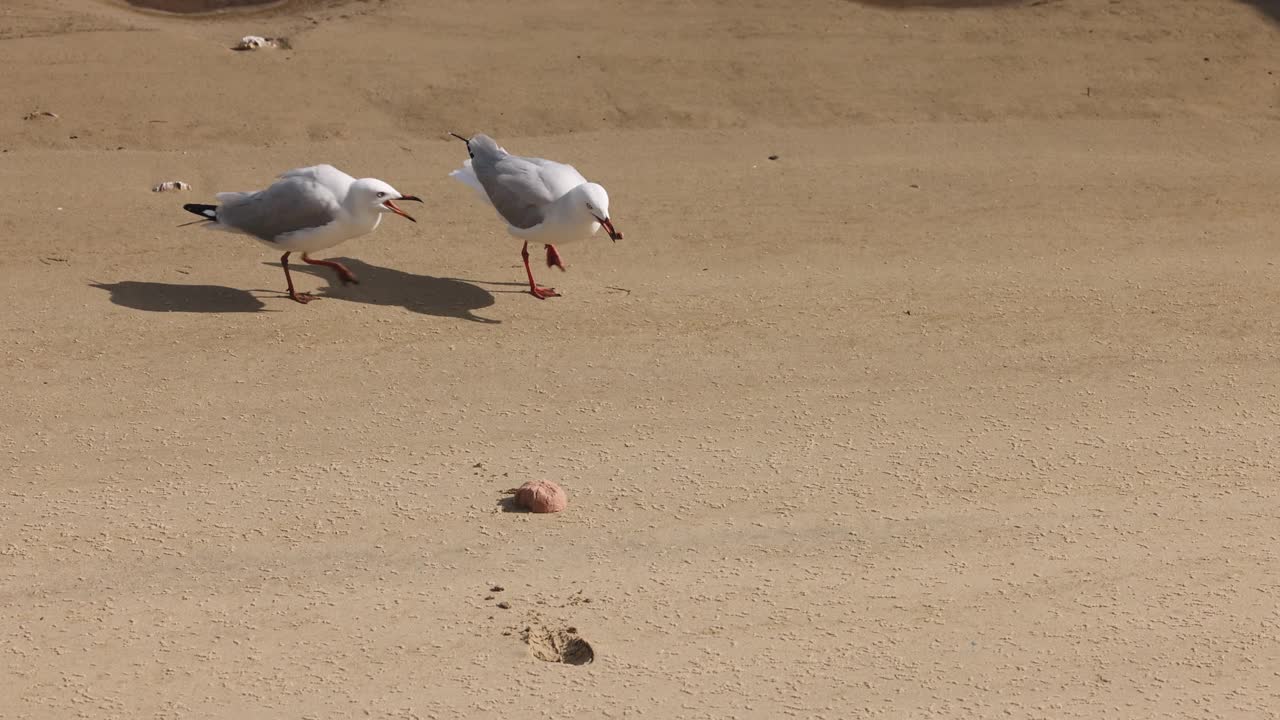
left=904, top=310, right=912, bottom=315
left=909, top=183, right=919, bottom=189
left=497, top=601, right=512, bottom=609
left=490, top=585, right=504, bottom=592
left=768, top=154, right=779, bottom=160
left=484, top=595, right=493, bottom=600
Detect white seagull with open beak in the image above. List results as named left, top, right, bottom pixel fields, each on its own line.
left=183, top=164, right=423, bottom=304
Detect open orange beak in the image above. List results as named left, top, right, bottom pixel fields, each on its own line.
left=385, top=195, right=422, bottom=223
left=594, top=214, right=623, bottom=242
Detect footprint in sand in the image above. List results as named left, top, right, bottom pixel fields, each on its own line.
left=522, top=623, right=594, bottom=666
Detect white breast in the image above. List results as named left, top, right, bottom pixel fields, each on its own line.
left=271, top=213, right=382, bottom=252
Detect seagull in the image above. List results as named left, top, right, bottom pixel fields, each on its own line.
left=448, top=133, right=622, bottom=299
left=182, top=165, right=422, bottom=304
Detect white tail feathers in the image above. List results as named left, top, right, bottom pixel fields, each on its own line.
left=449, top=160, right=492, bottom=205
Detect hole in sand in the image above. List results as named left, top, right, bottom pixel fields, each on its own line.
left=523, top=625, right=594, bottom=666
left=123, top=0, right=286, bottom=13
left=847, top=0, right=1037, bottom=6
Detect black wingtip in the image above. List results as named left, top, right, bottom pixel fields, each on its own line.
left=182, top=203, right=218, bottom=221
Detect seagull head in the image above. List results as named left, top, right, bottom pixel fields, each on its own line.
left=578, top=183, right=622, bottom=241
left=351, top=178, right=423, bottom=223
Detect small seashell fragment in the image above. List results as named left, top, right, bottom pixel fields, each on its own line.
left=233, top=35, right=291, bottom=51
left=152, top=181, right=191, bottom=193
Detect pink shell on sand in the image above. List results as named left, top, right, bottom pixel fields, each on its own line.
left=515, top=480, right=568, bottom=513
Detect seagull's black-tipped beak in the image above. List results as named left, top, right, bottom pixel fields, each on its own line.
left=449, top=132, right=474, bottom=159
left=398, top=195, right=424, bottom=203
left=385, top=199, right=417, bottom=223
left=595, top=215, right=623, bottom=242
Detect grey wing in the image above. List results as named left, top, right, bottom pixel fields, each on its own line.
left=215, top=177, right=341, bottom=242
left=469, top=139, right=557, bottom=230
left=279, top=164, right=358, bottom=196
left=525, top=158, right=589, bottom=199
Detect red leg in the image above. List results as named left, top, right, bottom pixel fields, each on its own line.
left=301, top=253, right=358, bottom=285
left=521, top=241, right=560, bottom=299
left=545, top=244, right=566, bottom=271
left=281, top=252, right=317, bottom=304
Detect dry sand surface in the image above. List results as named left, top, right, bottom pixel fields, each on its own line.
left=3, top=0, right=1280, bottom=717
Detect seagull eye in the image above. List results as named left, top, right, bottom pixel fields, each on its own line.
left=376, top=192, right=386, bottom=198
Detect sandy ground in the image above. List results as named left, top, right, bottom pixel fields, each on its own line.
left=3, top=0, right=1280, bottom=717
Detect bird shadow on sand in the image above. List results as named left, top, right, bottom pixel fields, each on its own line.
left=90, top=280, right=268, bottom=313
left=443, top=276, right=537, bottom=295
left=283, top=258, right=501, bottom=323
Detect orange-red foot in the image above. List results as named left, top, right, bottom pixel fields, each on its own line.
left=545, top=244, right=566, bottom=271
left=529, top=284, right=561, bottom=299
left=303, top=255, right=359, bottom=285
left=289, top=291, right=319, bottom=304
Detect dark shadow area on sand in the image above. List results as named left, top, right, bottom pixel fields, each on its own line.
left=849, top=0, right=1280, bottom=25
left=91, top=281, right=267, bottom=313
left=285, top=258, right=501, bottom=323
left=497, top=495, right=525, bottom=513
left=93, top=260, right=498, bottom=321
left=846, top=0, right=1039, bottom=7
left=1236, top=0, right=1280, bottom=23
left=124, top=0, right=282, bottom=12
left=123, top=0, right=359, bottom=15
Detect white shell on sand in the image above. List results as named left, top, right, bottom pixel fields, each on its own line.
left=232, top=36, right=290, bottom=51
